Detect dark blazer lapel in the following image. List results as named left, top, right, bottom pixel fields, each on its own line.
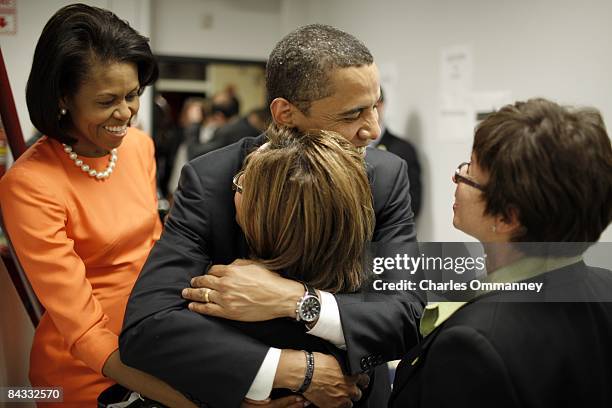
left=389, top=328, right=440, bottom=404
left=378, top=130, right=391, bottom=150
left=390, top=299, right=473, bottom=403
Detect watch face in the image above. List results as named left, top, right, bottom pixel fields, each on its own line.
left=300, top=296, right=321, bottom=323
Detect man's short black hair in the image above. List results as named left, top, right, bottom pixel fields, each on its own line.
left=26, top=3, right=158, bottom=144
left=266, top=24, right=373, bottom=113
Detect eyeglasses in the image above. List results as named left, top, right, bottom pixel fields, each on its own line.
left=232, top=170, right=245, bottom=194
left=452, top=162, right=485, bottom=191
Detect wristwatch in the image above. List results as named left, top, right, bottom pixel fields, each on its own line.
left=295, top=282, right=321, bottom=324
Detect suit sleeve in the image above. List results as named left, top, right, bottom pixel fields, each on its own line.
left=335, top=159, right=424, bottom=374
left=419, top=326, right=520, bottom=408
left=0, top=169, right=118, bottom=374
left=120, top=162, right=269, bottom=408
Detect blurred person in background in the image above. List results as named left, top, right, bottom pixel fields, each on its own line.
left=186, top=88, right=241, bottom=160
left=166, top=90, right=241, bottom=194
left=163, top=96, right=206, bottom=198
left=371, top=88, right=422, bottom=218
left=190, top=105, right=271, bottom=157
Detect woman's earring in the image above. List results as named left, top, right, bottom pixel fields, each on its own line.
left=60, top=108, right=67, bottom=116
left=491, top=225, right=497, bottom=233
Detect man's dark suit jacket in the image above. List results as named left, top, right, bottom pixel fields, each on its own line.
left=120, top=134, right=423, bottom=408
left=377, top=129, right=422, bottom=217
left=390, top=261, right=612, bottom=408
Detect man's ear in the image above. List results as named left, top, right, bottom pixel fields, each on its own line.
left=270, top=98, right=299, bottom=127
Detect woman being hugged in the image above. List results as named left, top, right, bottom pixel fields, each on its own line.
left=0, top=4, right=193, bottom=406
left=234, top=126, right=375, bottom=295
left=228, top=126, right=375, bottom=406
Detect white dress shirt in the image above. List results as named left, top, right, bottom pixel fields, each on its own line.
left=246, top=291, right=345, bottom=400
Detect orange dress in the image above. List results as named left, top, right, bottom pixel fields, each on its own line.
left=0, top=128, right=162, bottom=407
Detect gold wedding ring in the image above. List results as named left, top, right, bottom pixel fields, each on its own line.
left=203, top=288, right=210, bottom=303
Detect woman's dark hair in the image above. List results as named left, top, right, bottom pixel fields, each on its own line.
left=26, top=3, right=159, bottom=144
left=473, top=98, right=612, bottom=244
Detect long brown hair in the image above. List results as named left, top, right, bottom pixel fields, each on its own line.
left=239, top=126, right=374, bottom=293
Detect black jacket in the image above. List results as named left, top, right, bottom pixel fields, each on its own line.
left=377, top=129, right=422, bottom=217
left=121, top=133, right=422, bottom=407
left=390, top=261, right=612, bottom=408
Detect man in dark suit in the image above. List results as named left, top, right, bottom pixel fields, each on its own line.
left=121, top=24, right=423, bottom=408
left=371, top=88, right=422, bottom=217
left=390, top=98, right=612, bottom=407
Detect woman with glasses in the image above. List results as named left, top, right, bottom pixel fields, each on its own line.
left=208, top=126, right=375, bottom=407
left=390, top=98, right=612, bottom=407
left=233, top=126, right=374, bottom=294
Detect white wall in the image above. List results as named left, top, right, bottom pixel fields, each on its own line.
left=0, top=0, right=154, bottom=164
left=283, top=0, right=612, bottom=242
left=151, top=0, right=282, bottom=60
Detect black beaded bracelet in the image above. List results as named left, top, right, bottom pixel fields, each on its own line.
left=296, top=351, right=315, bottom=394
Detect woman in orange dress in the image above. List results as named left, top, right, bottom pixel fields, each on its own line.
left=0, top=4, right=194, bottom=407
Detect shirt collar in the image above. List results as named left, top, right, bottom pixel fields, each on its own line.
left=485, top=255, right=583, bottom=285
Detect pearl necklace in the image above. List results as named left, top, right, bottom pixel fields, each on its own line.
left=62, top=144, right=118, bottom=180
